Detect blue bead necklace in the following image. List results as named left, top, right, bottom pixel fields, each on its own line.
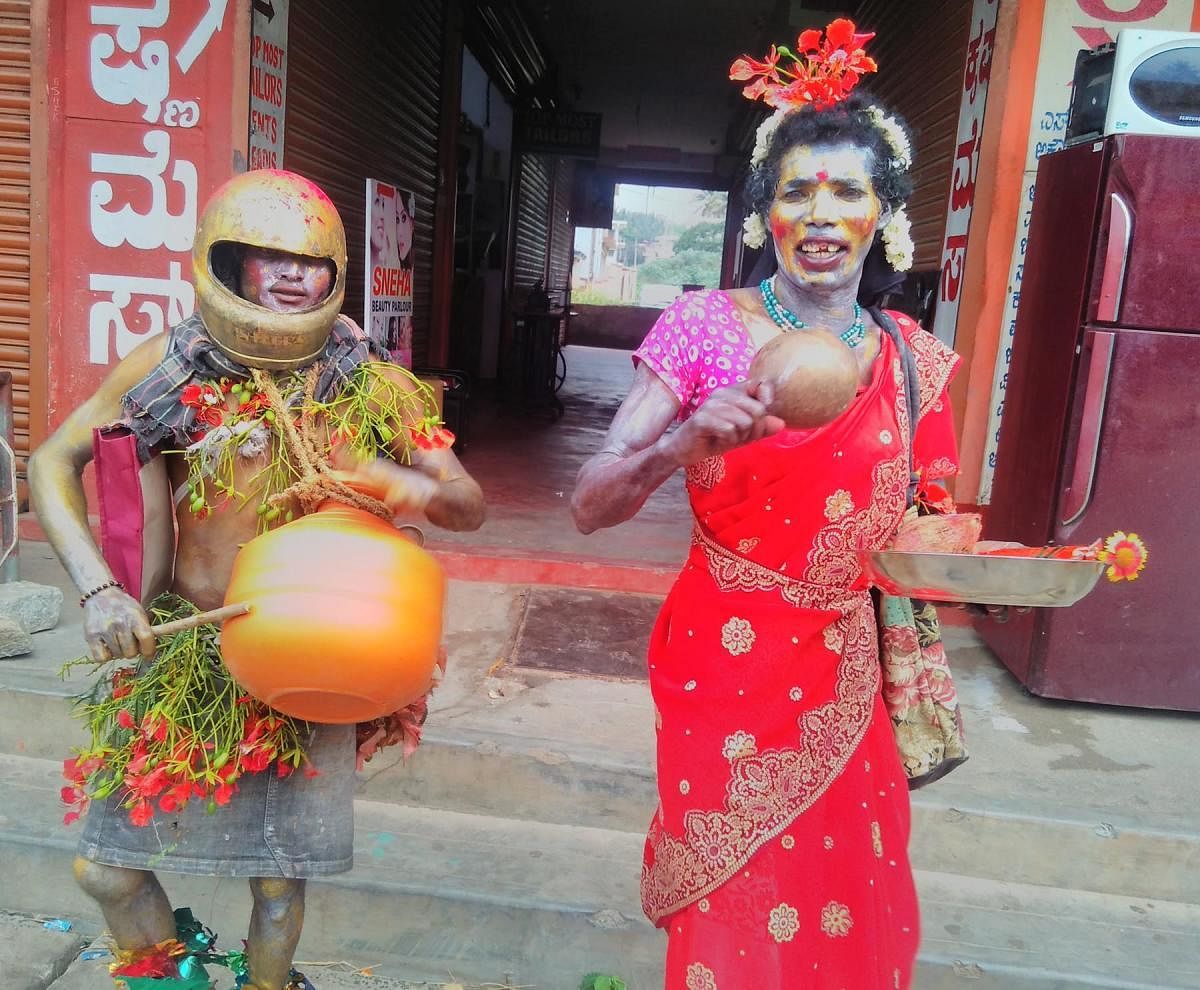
left=759, top=276, right=866, bottom=348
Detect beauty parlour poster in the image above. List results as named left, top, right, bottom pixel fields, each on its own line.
left=364, top=178, right=416, bottom=367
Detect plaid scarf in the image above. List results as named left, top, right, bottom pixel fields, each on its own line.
left=122, top=313, right=386, bottom=462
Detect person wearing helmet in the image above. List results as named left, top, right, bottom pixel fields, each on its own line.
left=29, top=170, right=485, bottom=989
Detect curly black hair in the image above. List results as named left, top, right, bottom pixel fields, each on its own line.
left=745, top=91, right=914, bottom=220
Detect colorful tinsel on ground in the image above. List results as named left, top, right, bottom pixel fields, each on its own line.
left=109, top=908, right=314, bottom=988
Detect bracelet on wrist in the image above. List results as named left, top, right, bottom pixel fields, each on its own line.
left=79, top=579, right=123, bottom=608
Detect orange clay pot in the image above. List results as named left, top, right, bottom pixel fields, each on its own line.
left=220, top=489, right=444, bottom=724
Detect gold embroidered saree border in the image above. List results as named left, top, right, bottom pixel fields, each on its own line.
left=641, top=593, right=879, bottom=923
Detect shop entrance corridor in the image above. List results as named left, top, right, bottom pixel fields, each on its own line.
left=426, top=345, right=691, bottom=590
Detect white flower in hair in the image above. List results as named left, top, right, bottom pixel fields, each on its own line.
left=751, top=109, right=787, bottom=168
left=882, top=207, right=915, bottom=272
left=865, top=105, right=912, bottom=171
left=742, top=212, right=768, bottom=249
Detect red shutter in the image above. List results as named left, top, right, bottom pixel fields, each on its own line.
left=0, top=1, right=30, bottom=475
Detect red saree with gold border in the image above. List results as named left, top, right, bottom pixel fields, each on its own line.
left=634, top=291, right=959, bottom=990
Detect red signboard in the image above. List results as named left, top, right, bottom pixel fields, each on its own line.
left=45, top=1, right=244, bottom=427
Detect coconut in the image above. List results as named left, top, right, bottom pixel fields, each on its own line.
left=749, top=330, right=860, bottom=430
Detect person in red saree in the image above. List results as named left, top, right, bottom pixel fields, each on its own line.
left=572, top=23, right=962, bottom=990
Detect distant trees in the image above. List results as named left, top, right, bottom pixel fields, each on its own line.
left=598, top=194, right=730, bottom=300
left=613, top=210, right=665, bottom=265
left=637, top=217, right=725, bottom=293
left=639, top=250, right=721, bottom=290
left=696, top=190, right=728, bottom=220
left=673, top=221, right=724, bottom=254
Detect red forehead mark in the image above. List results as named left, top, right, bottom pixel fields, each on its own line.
left=816, top=169, right=829, bottom=182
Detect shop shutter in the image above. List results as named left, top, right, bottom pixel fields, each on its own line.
left=546, top=155, right=574, bottom=298
left=854, top=0, right=973, bottom=270
left=0, top=1, right=30, bottom=474
left=511, top=151, right=550, bottom=293
left=285, top=0, right=444, bottom=366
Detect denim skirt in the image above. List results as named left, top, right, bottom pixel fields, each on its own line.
left=78, top=723, right=355, bottom=878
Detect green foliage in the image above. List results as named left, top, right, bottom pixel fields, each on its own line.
left=639, top=249, right=721, bottom=290
left=614, top=209, right=666, bottom=243
left=580, top=975, right=628, bottom=990
left=614, top=210, right=665, bottom=265
left=674, top=221, right=725, bottom=254
left=571, top=285, right=633, bottom=307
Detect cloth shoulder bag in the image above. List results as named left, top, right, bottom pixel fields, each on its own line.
left=93, top=426, right=175, bottom=603
left=871, top=309, right=968, bottom=789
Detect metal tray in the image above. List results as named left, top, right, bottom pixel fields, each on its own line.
left=859, top=550, right=1106, bottom=607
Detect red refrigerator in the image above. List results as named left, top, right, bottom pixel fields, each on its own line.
left=978, top=135, right=1200, bottom=711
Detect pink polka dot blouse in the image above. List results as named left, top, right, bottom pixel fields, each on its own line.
left=632, top=290, right=755, bottom=420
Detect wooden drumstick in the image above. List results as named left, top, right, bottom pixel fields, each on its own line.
left=150, top=603, right=251, bottom=638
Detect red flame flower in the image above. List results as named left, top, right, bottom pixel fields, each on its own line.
left=730, top=18, right=877, bottom=111
left=157, top=781, right=195, bottom=815
left=128, top=798, right=155, bottom=827
left=729, top=45, right=784, bottom=101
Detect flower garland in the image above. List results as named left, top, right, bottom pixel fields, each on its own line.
left=882, top=207, right=915, bottom=272
left=750, top=109, right=787, bottom=168
left=741, top=213, right=768, bottom=250
left=178, top=362, right=453, bottom=533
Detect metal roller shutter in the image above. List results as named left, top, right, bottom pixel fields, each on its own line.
left=512, top=151, right=550, bottom=293
left=0, top=1, right=29, bottom=475
left=546, top=155, right=574, bottom=297
left=284, top=0, right=444, bottom=366
left=854, top=0, right=973, bottom=270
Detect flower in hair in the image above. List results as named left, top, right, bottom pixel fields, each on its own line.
left=750, top=110, right=787, bottom=167
left=730, top=19, right=877, bottom=111
left=742, top=213, right=768, bottom=250
left=882, top=208, right=915, bottom=272
left=865, top=105, right=913, bottom=171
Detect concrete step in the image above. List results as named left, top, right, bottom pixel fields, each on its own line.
left=915, top=870, right=1200, bottom=989
left=0, top=910, right=89, bottom=990
left=48, top=938, right=441, bottom=990
left=4, top=663, right=1199, bottom=912
left=359, top=726, right=1200, bottom=909
left=6, top=754, right=1199, bottom=990
left=3, top=752, right=658, bottom=989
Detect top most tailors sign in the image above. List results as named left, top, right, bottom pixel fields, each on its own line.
left=516, top=110, right=602, bottom=157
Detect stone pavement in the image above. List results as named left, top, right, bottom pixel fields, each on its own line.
left=2, top=540, right=1198, bottom=988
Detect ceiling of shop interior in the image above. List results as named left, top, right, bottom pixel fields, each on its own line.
left=531, top=0, right=855, bottom=170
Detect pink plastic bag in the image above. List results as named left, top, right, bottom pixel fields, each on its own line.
left=93, top=427, right=174, bottom=603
